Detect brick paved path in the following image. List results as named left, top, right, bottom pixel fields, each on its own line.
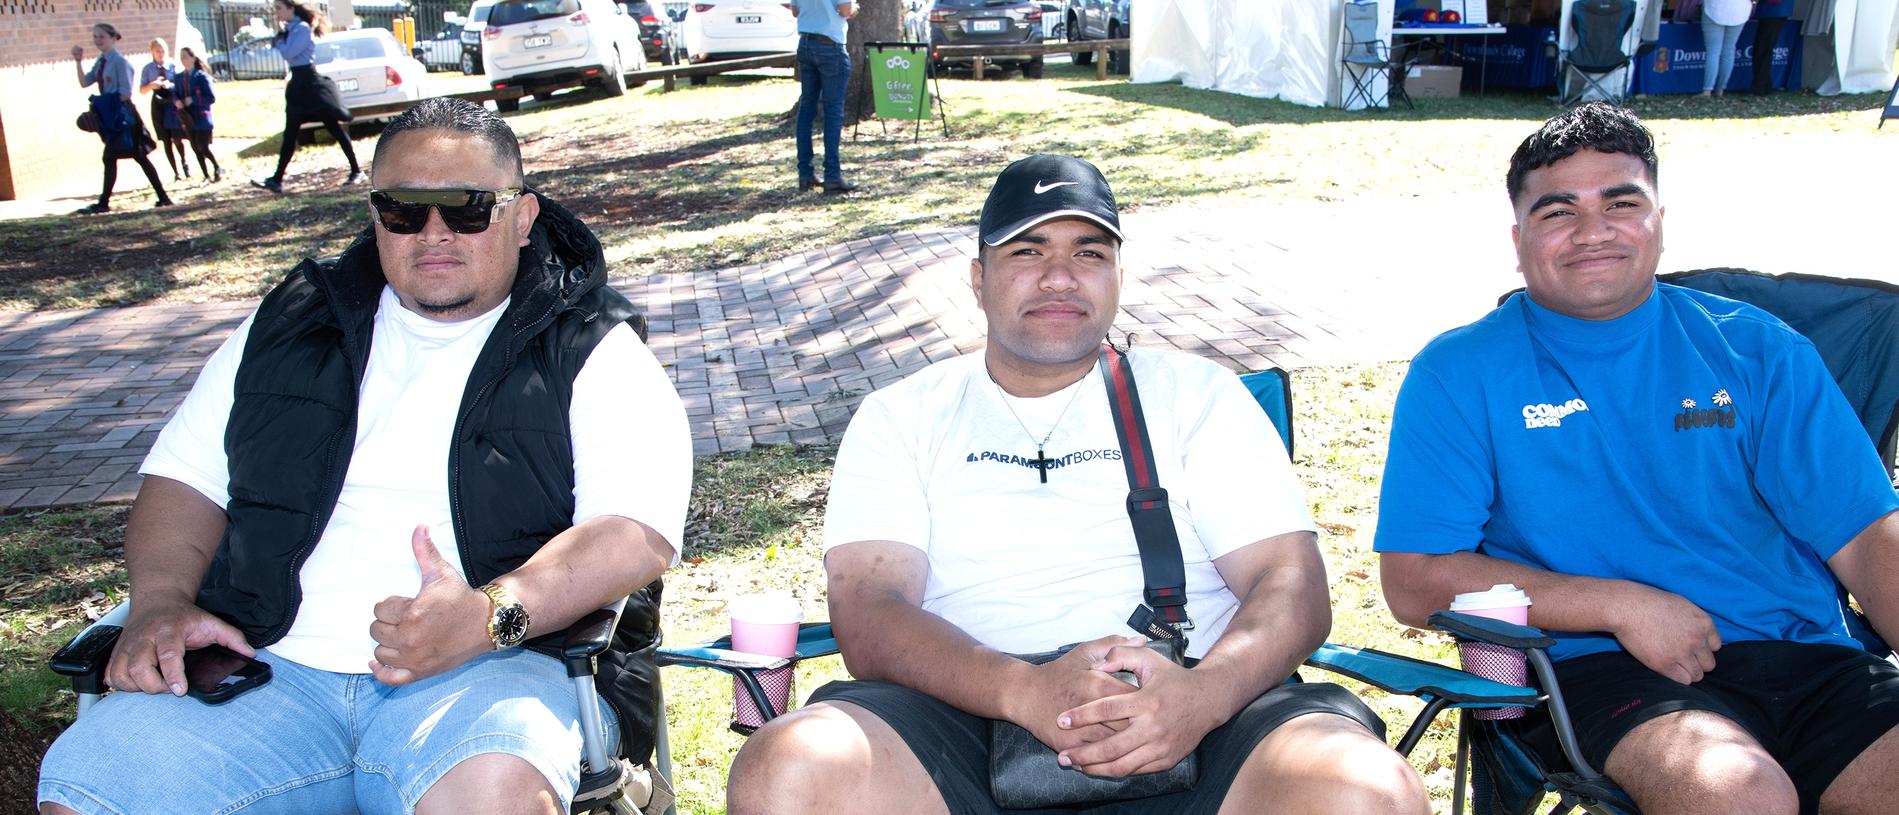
left=0, top=209, right=1412, bottom=510
left=6, top=169, right=1889, bottom=509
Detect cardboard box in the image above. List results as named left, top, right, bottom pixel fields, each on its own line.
left=1405, top=65, right=1464, bottom=98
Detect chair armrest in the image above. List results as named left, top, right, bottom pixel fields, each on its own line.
left=1428, top=610, right=1556, bottom=651
left=49, top=603, right=131, bottom=696
left=656, top=621, right=837, bottom=671
left=558, top=598, right=627, bottom=679
left=1305, top=641, right=1540, bottom=708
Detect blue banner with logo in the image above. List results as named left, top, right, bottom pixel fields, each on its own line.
left=1448, top=25, right=1557, bottom=89
left=1448, top=21, right=1802, bottom=94
left=1631, top=21, right=1802, bottom=94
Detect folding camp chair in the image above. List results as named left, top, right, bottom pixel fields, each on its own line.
left=51, top=598, right=673, bottom=815
left=1340, top=0, right=1414, bottom=110
left=1454, top=270, right=1899, bottom=815
left=1558, top=0, right=1636, bottom=105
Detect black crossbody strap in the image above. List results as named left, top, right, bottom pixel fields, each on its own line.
left=1099, top=345, right=1192, bottom=639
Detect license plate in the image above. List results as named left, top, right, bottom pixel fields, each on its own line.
left=971, top=18, right=1004, bottom=32
left=337, top=77, right=359, bottom=91
left=524, top=34, right=553, bottom=48
left=736, top=14, right=761, bottom=22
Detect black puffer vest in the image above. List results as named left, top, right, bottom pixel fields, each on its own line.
left=195, top=193, right=663, bottom=762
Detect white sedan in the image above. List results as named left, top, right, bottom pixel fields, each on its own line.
left=314, top=28, right=429, bottom=119
left=682, top=0, right=798, bottom=62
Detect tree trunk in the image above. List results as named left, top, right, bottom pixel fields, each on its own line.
left=843, top=0, right=902, bottom=124
left=780, top=0, right=901, bottom=125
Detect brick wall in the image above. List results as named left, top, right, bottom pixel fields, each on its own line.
left=0, top=0, right=191, bottom=200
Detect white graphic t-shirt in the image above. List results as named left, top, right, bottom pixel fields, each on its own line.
left=823, top=348, right=1314, bottom=659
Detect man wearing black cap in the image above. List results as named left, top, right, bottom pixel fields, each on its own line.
left=725, top=155, right=1428, bottom=815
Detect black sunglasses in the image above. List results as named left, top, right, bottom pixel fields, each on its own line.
left=368, top=187, right=522, bottom=235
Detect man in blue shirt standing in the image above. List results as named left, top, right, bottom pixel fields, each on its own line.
left=792, top=0, right=858, bottom=194
left=1376, top=103, right=1899, bottom=815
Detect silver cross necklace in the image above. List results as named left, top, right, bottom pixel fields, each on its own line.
left=995, top=376, right=1088, bottom=484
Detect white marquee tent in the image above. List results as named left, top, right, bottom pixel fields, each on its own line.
left=1129, top=0, right=1897, bottom=106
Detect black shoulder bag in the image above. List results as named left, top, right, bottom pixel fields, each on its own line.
left=987, top=344, right=1199, bottom=808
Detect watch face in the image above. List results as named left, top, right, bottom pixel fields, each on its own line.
left=493, top=605, right=530, bottom=646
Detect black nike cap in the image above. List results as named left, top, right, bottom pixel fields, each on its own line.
left=977, top=154, right=1124, bottom=247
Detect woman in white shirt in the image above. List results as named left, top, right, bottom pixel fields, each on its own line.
left=1699, top=0, right=1752, bottom=96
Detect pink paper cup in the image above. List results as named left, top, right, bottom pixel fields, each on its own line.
left=1450, top=585, right=1532, bottom=720
left=729, top=595, right=804, bottom=729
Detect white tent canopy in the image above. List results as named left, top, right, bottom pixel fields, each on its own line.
left=1813, top=0, right=1899, bottom=94
left=1130, top=0, right=1381, bottom=107
left=1130, top=0, right=1896, bottom=105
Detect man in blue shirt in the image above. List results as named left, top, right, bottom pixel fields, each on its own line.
left=1376, top=103, right=1899, bottom=815
left=791, top=0, right=858, bottom=194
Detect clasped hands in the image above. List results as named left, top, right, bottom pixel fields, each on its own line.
left=1015, top=634, right=1223, bottom=779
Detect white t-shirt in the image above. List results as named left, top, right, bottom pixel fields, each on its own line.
left=1704, top=0, right=1752, bottom=26
left=822, top=348, right=1314, bottom=660
left=141, top=286, right=693, bottom=673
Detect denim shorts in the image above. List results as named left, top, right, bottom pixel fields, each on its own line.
left=38, top=647, right=618, bottom=815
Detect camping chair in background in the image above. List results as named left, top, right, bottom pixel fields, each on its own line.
left=1341, top=0, right=1414, bottom=110
left=1558, top=0, right=1637, bottom=105
left=51, top=599, right=672, bottom=815
left=1455, top=269, right=1899, bottom=815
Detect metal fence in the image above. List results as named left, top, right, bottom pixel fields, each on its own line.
left=183, top=0, right=464, bottom=80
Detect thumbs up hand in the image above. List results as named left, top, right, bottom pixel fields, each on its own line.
left=368, top=525, right=492, bottom=686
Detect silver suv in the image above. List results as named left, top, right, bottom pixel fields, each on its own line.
left=483, top=0, right=647, bottom=110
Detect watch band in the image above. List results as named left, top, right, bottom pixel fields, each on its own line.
left=479, top=582, right=530, bottom=650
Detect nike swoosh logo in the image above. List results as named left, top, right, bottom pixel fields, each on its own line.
left=1033, top=180, right=1078, bottom=194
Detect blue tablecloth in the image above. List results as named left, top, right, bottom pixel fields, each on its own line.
left=1630, top=20, right=1802, bottom=94
left=1446, top=21, right=1802, bottom=94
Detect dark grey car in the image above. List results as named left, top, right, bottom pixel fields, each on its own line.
left=928, top=0, right=1045, bottom=78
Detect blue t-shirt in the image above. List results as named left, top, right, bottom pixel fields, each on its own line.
left=1375, top=283, right=1899, bottom=663
left=795, top=0, right=848, bottom=44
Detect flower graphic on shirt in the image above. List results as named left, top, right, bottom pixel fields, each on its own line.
left=1681, top=398, right=1697, bottom=409
left=1712, top=389, right=1732, bottom=407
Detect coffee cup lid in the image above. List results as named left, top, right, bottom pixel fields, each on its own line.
left=729, top=593, right=805, bottom=624
left=1449, top=583, right=1531, bottom=611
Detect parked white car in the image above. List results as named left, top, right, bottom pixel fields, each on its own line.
left=461, top=0, right=500, bottom=74
left=483, top=0, right=647, bottom=110
left=682, top=0, right=797, bottom=62
left=313, top=28, right=428, bottom=120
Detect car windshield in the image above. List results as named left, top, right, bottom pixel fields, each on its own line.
left=490, top=0, right=579, bottom=26
left=313, top=37, right=389, bottom=63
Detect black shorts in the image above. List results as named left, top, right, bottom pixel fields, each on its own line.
left=807, top=675, right=1384, bottom=814
left=1516, top=641, right=1899, bottom=815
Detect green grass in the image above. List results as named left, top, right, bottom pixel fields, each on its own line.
left=0, top=62, right=1887, bottom=311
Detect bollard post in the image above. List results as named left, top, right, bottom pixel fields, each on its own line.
left=1095, top=45, right=1108, bottom=80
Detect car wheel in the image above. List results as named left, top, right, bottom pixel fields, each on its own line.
left=496, top=96, right=520, bottom=112
left=1071, top=16, right=1092, bottom=65
left=1108, top=25, right=1128, bottom=75
left=1023, top=56, right=1044, bottom=79
left=603, top=49, right=628, bottom=97
left=461, top=52, right=477, bottom=74
left=689, top=73, right=708, bottom=86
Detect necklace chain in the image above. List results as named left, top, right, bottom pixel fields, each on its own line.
left=996, top=374, right=1088, bottom=449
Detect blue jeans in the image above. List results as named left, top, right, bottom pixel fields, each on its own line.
left=796, top=36, right=850, bottom=184
left=1700, top=19, right=1745, bottom=92
left=39, top=648, right=617, bottom=814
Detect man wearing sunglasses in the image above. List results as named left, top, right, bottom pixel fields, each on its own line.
left=38, top=97, right=692, bottom=815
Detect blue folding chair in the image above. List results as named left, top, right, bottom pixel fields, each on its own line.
left=1457, top=269, right=1899, bottom=815
left=646, top=363, right=1559, bottom=815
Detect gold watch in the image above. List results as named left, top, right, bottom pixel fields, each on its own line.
left=478, top=583, right=530, bottom=650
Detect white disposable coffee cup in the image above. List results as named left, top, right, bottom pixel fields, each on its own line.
left=1448, top=584, right=1532, bottom=719
left=1449, top=584, right=1532, bottom=625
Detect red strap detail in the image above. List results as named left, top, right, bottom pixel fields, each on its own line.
left=1105, top=349, right=1155, bottom=493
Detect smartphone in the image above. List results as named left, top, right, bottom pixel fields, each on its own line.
left=181, top=645, right=272, bottom=705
